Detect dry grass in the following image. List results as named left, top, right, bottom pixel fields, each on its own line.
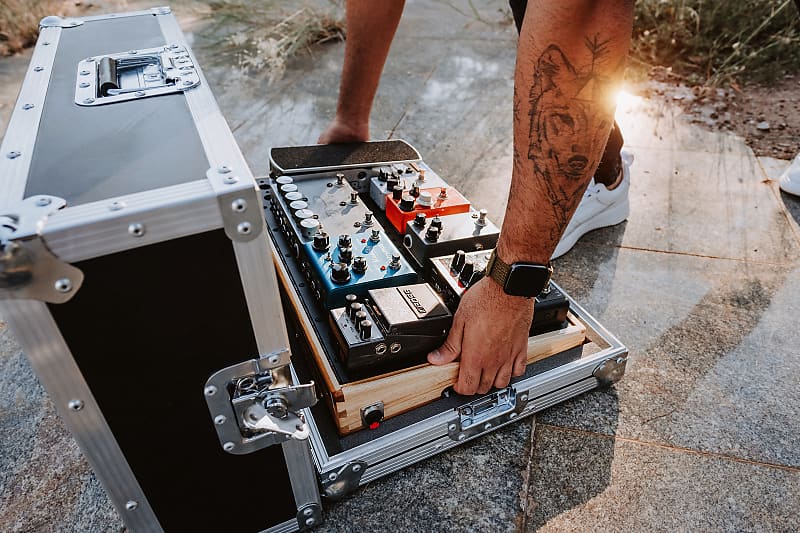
left=0, top=0, right=68, bottom=56
left=205, top=0, right=344, bottom=84
left=632, top=0, right=800, bottom=86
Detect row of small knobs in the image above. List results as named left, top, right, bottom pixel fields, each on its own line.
left=346, top=295, right=373, bottom=339
left=450, top=250, right=485, bottom=287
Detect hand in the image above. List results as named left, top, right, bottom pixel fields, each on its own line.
left=427, top=277, right=534, bottom=395
left=318, top=118, right=369, bottom=144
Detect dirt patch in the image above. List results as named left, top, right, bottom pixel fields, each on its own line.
left=641, top=71, right=800, bottom=160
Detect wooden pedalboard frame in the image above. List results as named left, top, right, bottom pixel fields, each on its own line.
left=275, top=256, right=586, bottom=434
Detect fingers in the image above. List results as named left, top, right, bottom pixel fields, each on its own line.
left=454, top=356, right=482, bottom=395
left=428, top=316, right=464, bottom=365
left=494, top=361, right=514, bottom=389
left=512, top=351, right=527, bottom=377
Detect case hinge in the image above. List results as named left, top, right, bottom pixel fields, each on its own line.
left=297, top=503, right=323, bottom=530
left=320, top=461, right=368, bottom=501
left=0, top=196, right=84, bottom=304
left=446, top=387, right=529, bottom=442
left=204, top=350, right=317, bottom=454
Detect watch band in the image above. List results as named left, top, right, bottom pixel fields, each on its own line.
left=485, top=248, right=512, bottom=288
left=486, top=248, right=553, bottom=297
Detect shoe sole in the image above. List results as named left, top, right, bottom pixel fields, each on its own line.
left=551, top=195, right=630, bottom=260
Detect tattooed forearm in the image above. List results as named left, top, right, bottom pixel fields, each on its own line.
left=498, top=1, right=633, bottom=265
left=525, top=38, right=621, bottom=243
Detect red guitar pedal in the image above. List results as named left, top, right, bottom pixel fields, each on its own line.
left=384, top=186, right=470, bottom=233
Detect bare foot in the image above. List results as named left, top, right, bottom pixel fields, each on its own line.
left=318, top=119, right=369, bottom=144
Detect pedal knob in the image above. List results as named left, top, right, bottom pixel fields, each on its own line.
left=392, top=184, right=404, bottom=200
left=300, top=218, right=320, bottom=239
left=459, top=260, right=475, bottom=284
left=414, top=213, right=427, bottom=227
left=331, top=262, right=351, bottom=284
left=438, top=187, right=448, bottom=199
left=294, top=209, right=314, bottom=222
left=350, top=191, right=359, bottom=205
left=417, top=191, right=432, bottom=207
left=467, top=269, right=484, bottom=287
left=389, top=253, right=401, bottom=270
left=476, top=208, right=488, bottom=227
left=359, top=319, right=373, bottom=340
left=313, top=231, right=330, bottom=251
left=363, top=211, right=374, bottom=227
left=349, top=302, right=363, bottom=320
left=275, top=176, right=293, bottom=186
left=289, top=200, right=308, bottom=211
left=430, top=216, right=443, bottom=230
left=285, top=191, right=303, bottom=203
left=345, top=294, right=358, bottom=305
left=339, top=246, right=353, bottom=263
left=411, top=185, right=420, bottom=198
left=355, top=310, right=367, bottom=323
left=451, top=250, right=466, bottom=272
left=338, top=234, right=352, bottom=249
left=369, top=229, right=381, bottom=243
left=353, top=256, right=368, bottom=274
left=280, top=184, right=298, bottom=196
left=425, top=225, right=440, bottom=242
left=336, top=173, right=345, bottom=187
left=399, top=194, right=415, bottom=212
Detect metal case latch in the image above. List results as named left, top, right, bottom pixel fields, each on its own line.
left=447, top=387, right=529, bottom=441
left=204, top=351, right=317, bottom=455
left=0, top=196, right=84, bottom=304
left=75, top=45, right=201, bottom=106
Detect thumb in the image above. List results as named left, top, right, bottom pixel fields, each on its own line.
left=428, top=320, right=463, bottom=365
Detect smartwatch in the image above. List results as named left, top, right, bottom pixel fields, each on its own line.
left=485, top=249, right=553, bottom=298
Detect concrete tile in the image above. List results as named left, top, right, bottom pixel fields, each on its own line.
left=615, top=90, right=752, bottom=156
left=545, top=248, right=800, bottom=468
left=0, top=324, right=120, bottom=533
left=0, top=50, right=32, bottom=144
left=397, top=0, right=518, bottom=42
left=576, top=145, right=800, bottom=264
left=525, top=425, right=800, bottom=532
left=319, top=418, right=533, bottom=533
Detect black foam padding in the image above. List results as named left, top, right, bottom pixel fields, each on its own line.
left=270, top=140, right=420, bottom=173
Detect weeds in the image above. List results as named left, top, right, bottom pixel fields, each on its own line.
left=632, top=0, right=800, bottom=86
left=205, top=0, right=344, bottom=84
left=0, top=0, right=66, bottom=56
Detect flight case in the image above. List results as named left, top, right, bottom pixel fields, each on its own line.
left=0, top=7, right=628, bottom=532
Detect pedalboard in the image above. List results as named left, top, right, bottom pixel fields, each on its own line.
left=266, top=139, right=565, bottom=381
left=402, top=211, right=500, bottom=271
left=329, top=284, right=452, bottom=373
left=429, top=250, right=570, bottom=335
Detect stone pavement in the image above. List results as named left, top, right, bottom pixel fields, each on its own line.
left=1, top=1, right=799, bottom=531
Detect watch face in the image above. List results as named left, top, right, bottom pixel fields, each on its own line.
left=505, top=263, right=551, bottom=297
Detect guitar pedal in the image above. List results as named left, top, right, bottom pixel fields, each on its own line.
left=429, top=249, right=570, bottom=335
left=402, top=210, right=500, bottom=271
left=329, top=284, right=453, bottom=373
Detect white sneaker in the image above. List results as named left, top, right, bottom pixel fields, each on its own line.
left=551, top=149, right=634, bottom=260
left=778, top=154, right=800, bottom=196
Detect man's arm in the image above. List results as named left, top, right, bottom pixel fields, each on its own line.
left=318, top=0, right=406, bottom=143
left=428, top=1, right=634, bottom=394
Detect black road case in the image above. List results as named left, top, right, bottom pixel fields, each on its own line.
left=0, top=7, right=628, bottom=532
